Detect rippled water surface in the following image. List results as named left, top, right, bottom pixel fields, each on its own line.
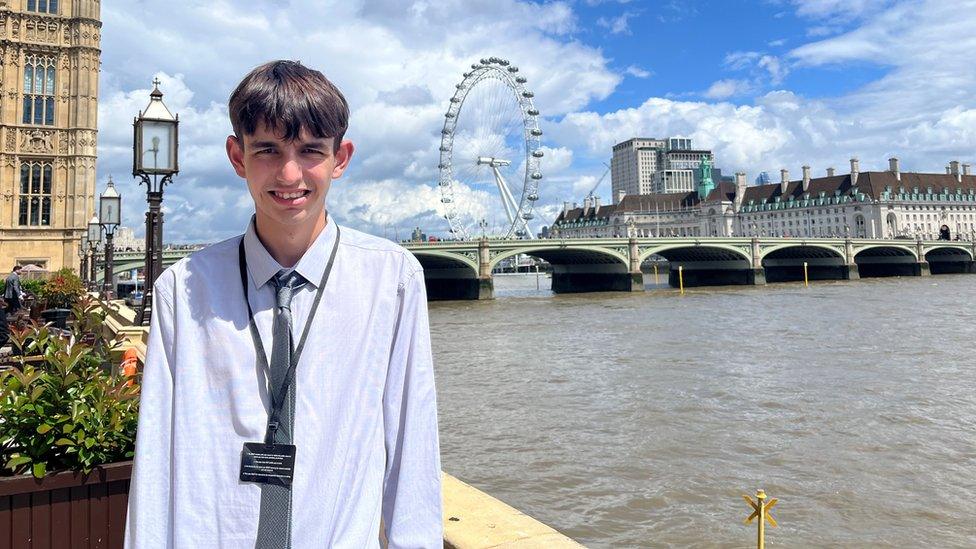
left=430, top=274, right=976, bottom=548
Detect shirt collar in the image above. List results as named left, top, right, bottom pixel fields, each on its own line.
left=242, top=214, right=338, bottom=290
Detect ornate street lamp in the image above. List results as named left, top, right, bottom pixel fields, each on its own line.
left=87, top=214, right=101, bottom=291
left=99, top=177, right=121, bottom=299
left=133, top=78, right=179, bottom=324
left=79, top=234, right=89, bottom=284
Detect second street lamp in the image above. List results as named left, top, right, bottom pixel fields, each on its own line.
left=99, top=177, right=121, bottom=299
left=79, top=234, right=89, bottom=285
left=133, top=78, right=179, bottom=325
left=87, top=214, right=101, bottom=291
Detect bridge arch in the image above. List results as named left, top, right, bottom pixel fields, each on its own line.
left=853, top=244, right=919, bottom=277
left=924, top=245, right=975, bottom=274
left=488, top=245, right=629, bottom=273
left=759, top=244, right=847, bottom=283
left=410, top=249, right=482, bottom=300
left=639, top=243, right=756, bottom=287
left=638, top=242, right=750, bottom=264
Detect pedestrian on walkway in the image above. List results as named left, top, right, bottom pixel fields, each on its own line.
left=4, top=265, right=23, bottom=314
left=125, top=60, right=442, bottom=548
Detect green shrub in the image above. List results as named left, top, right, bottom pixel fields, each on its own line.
left=0, top=276, right=48, bottom=299
left=0, top=297, right=138, bottom=478
left=38, top=268, right=85, bottom=309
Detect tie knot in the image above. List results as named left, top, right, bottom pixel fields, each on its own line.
left=272, top=270, right=306, bottom=310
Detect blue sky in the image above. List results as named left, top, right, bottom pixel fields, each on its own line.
left=97, top=0, right=976, bottom=242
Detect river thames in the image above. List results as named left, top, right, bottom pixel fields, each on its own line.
left=431, top=273, right=976, bottom=547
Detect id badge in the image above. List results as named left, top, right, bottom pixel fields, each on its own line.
left=240, top=442, right=296, bottom=487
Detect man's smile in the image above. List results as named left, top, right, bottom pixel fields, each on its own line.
left=269, top=189, right=311, bottom=206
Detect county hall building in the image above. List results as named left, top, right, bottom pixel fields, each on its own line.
left=553, top=157, right=976, bottom=242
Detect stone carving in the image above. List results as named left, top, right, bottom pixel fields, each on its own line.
left=25, top=18, right=59, bottom=43
left=5, top=128, right=16, bottom=152
left=21, top=129, right=54, bottom=153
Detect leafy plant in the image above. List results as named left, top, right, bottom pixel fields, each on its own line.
left=38, top=268, right=85, bottom=310
left=0, top=297, right=138, bottom=478
left=0, top=276, right=46, bottom=298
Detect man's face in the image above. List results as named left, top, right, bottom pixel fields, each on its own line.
left=226, top=123, right=353, bottom=233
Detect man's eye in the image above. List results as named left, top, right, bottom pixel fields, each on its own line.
left=255, top=149, right=275, bottom=155
left=304, top=149, right=325, bottom=155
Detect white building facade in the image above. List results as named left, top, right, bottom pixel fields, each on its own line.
left=555, top=158, right=976, bottom=241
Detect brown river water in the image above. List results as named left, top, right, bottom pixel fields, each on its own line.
left=430, top=273, right=976, bottom=548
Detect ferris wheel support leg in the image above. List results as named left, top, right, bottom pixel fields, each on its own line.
left=491, top=166, right=519, bottom=227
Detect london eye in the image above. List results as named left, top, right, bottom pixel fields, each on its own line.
left=438, top=57, right=544, bottom=239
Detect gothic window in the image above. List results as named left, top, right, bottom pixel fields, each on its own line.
left=18, top=161, right=53, bottom=226
left=22, top=55, right=57, bottom=125
left=26, top=0, right=59, bottom=14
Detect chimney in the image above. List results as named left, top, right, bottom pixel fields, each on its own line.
left=964, top=164, right=971, bottom=176
left=850, top=158, right=859, bottom=186
left=734, top=172, right=747, bottom=211
left=889, top=157, right=900, bottom=181
left=802, top=165, right=811, bottom=192
left=946, top=166, right=952, bottom=174
left=563, top=201, right=571, bottom=214
left=827, top=167, right=836, bottom=177
left=950, top=160, right=961, bottom=182
left=780, top=168, right=790, bottom=194
left=582, top=197, right=591, bottom=214
left=594, top=196, right=601, bottom=209
left=615, top=189, right=626, bottom=205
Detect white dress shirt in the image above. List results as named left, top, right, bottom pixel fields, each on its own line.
left=125, top=216, right=442, bottom=548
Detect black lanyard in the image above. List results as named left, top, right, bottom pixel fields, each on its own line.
left=237, top=226, right=341, bottom=443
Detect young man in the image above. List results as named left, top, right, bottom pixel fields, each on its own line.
left=4, top=265, right=22, bottom=314
left=125, top=61, right=442, bottom=548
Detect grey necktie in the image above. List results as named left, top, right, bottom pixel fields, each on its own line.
left=255, top=270, right=306, bottom=549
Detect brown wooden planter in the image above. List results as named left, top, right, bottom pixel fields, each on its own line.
left=0, top=461, right=131, bottom=549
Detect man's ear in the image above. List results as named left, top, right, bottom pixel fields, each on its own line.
left=226, top=135, right=247, bottom=178
left=331, top=140, right=355, bottom=179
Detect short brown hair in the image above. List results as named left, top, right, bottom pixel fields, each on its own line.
left=228, top=60, right=349, bottom=152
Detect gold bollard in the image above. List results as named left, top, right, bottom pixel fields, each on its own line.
left=803, top=262, right=809, bottom=287
left=678, top=265, right=684, bottom=295
left=654, top=264, right=659, bottom=285
left=744, top=489, right=778, bottom=549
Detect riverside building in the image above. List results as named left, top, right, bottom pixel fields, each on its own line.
left=553, top=157, right=976, bottom=241
left=0, top=0, right=101, bottom=271
left=610, top=137, right=717, bottom=201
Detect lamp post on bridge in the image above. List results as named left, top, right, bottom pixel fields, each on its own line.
left=87, top=214, right=101, bottom=291
left=79, top=234, right=88, bottom=285
left=133, top=78, right=179, bottom=325
left=99, top=177, right=121, bottom=299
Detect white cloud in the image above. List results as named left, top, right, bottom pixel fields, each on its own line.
left=625, top=65, right=652, bottom=79
left=98, top=0, right=619, bottom=242
left=97, top=0, right=976, bottom=242
left=597, top=12, right=636, bottom=35
left=703, top=79, right=754, bottom=99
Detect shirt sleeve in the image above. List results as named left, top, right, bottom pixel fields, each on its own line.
left=125, top=272, right=177, bottom=548
left=382, top=267, right=443, bottom=548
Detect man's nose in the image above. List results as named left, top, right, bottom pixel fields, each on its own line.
left=277, top=158, right=302, bottom=185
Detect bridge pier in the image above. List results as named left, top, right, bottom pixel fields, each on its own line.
left=913, top=261, right=931, bottom=276
left=842, top=264, right=860, bottom=280
left=551, top=271, right=642, bottom=294
left=424, top=277, right=493, bottom=301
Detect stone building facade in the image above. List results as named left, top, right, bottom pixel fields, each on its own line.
left=0, top=0, right=100, bottom=271
left=554, top=158, right=976, bottom=242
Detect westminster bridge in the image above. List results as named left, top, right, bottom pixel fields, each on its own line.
left=98, top=237, right=976, bottom=300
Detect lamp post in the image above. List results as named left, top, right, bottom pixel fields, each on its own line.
left=99, top=177, right=121, bottom=299
left=87, top=214, right=101, bottom=291
left=79, top=234, right=89, bottom=284
left=133, top=78, right=179, bottom=325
